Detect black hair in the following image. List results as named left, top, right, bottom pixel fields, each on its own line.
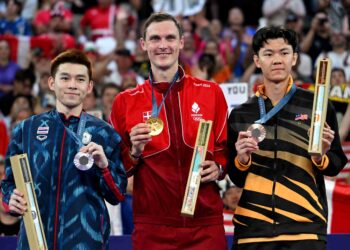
left=252, top=26, right=299, bottom=55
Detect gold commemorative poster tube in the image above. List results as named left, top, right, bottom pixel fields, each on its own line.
left=10, top=154, right=47, bottom=250
left=181, top=120, right=212, bottom=217
left=308, top=58, right=332, bottom=155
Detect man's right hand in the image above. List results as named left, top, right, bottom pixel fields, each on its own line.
left=235, top=131, right=259, bottom=164
left=9, top=189, right=27, bottom=215
left=129, top=123, right=152, bottom=158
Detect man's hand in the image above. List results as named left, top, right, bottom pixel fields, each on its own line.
left=200, top=160, right=221, bottom=183
left=235, top=131, right=259, bottom=164
left=129, top=123, right=152, bottom=158
left=9, top=189, right=27, bottom=215
left=80, top=142, right=108, bottom=169
left=311, top=123, right=335, bottom=164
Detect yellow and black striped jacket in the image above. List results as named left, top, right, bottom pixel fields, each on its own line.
left=227, top=86, right=347, bottom=244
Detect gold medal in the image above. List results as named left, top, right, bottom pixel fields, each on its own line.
left=146, top=117, right=164, bottom=136
left=247, top=124, right=266, bottom=142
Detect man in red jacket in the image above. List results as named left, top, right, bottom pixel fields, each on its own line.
left=110, top=12, right=228, bottom=250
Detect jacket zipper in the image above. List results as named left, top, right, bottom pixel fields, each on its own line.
left=53, top=127, right=67, bottom=250
left=272, top=116, right=278, bottom=235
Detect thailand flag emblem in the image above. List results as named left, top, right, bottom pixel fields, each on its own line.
left=36, top=126, right=49, bottom=141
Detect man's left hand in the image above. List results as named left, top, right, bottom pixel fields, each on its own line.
left=80, top=142, right=108, bottom=169
left=311, top=122, right=335, bottom=163
left=200, top=160, right=221, bottom=183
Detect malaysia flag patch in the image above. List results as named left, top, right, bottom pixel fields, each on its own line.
left=295, top=114, right=308, bottom=121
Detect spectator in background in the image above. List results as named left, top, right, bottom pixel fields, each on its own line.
left=191, top=53, right=216, bottom=81
left=315, top=32, right=350, bottom=81
left=262, top=0, right=306, bottom=26
left=0, top=69, right=35, bottom=117
left=78, top=0, right=119, bottom=43
left=33, top=0, right=73, bottom=35
left=329, top=67, right=350, bottom=142
left=0, top=39, right=20, bottom=98
left=317, top=0, right=345, bottom=33
left=300, top=11, right=332, bottom=64
left=121, top=72, right=138, bottom=90
left=83, top=87, right=99, bottom=111
left=21, top=0, right=39, bottom=23
left=225, top=7, right=255, bottom=81
left=339, top=103, right=350, bottom=142
left=341, top=0, right=350, bottom=39
left=83, top=87, right=103, bottom=119
left=100, top=83, right=121, bottom=121
left=0, top=0, right=31, bottom=36
left=33, top=71, right=56, bottom=114
left=285, top=13, right=313, bottom=83
left=202, top=39, right=232, bottom=83
left=179, top=31, right=201, bottom=74
left=8, top=96, right=34, bottom=133
left=103, top=48, right=144, bottom=87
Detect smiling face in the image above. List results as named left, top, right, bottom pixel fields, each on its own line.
left=140, top=20, right=184, bottom=73
left=48, top=63, right=93, bottom=115
left=253, top=38, right=297, bottom=85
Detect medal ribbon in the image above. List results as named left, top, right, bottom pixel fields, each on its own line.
left=54, top=110, right=87, bottom=148
left=149, top=71, right=179, bottom=117
left=255, top=83, right=297, bottom=124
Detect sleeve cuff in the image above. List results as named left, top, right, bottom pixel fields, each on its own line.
left=234, top=156, right=251, bottom=171
left=312, top=155, right=329, bottom=170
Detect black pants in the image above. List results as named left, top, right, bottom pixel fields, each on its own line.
left=232, top=240, right=326, bottom=250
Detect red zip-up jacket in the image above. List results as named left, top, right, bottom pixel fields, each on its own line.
left=110, top=68, right=228, bottom=226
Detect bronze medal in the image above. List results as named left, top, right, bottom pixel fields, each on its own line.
left=247, top=124, right=266, bottom=142
left=146, top=117, right=164, bottom=136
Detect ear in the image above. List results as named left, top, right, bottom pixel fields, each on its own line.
left=48, top=76, right=55, bottom=91
left=179, top=35, right=184, bottom=50
left=253, top=54, right=261, bottom=68
left=140, top=38, right=146, bottom=51
left=87, top=80, right=94, bottom=94
left=292, top=52, right=298, bottom=67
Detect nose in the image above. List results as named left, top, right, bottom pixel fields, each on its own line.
left=68, top=79, right=77, bottom=89
left=159, top=38, right=167, bottom=49
left=272, top=54, right=282, bottom=64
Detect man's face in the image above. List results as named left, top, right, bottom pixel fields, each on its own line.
left=331, top=70, right=346, bottom=86
left=0, top=40, right=10, bottom=60
left=102, top=87, right=120, bottom=109
left=254, top=38, right=297, bottom=84
left=48, top=63, right=93, bottom=111
left=140, top=20, right=184, bottom=72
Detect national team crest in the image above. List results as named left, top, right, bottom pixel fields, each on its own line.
left=36, top=120, right=49, bottom=141
left=142, top=111, right=152, bottom=122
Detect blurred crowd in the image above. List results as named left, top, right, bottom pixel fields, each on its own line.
left=0, top=0, right=350, bottom=236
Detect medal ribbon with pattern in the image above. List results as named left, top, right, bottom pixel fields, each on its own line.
left=54, top=110, right=94, bottom=170
left=147, top=70, right=179, bottom=136
left=248, top=83, right=297, bottom=142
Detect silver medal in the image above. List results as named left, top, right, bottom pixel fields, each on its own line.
left=74, top=152, right=94, bottom=171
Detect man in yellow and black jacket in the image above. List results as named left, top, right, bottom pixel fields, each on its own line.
left=227, top=26, right=348, bottom=250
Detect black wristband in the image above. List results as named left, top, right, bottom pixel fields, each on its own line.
left=129, top=151, right=141, bottom=160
